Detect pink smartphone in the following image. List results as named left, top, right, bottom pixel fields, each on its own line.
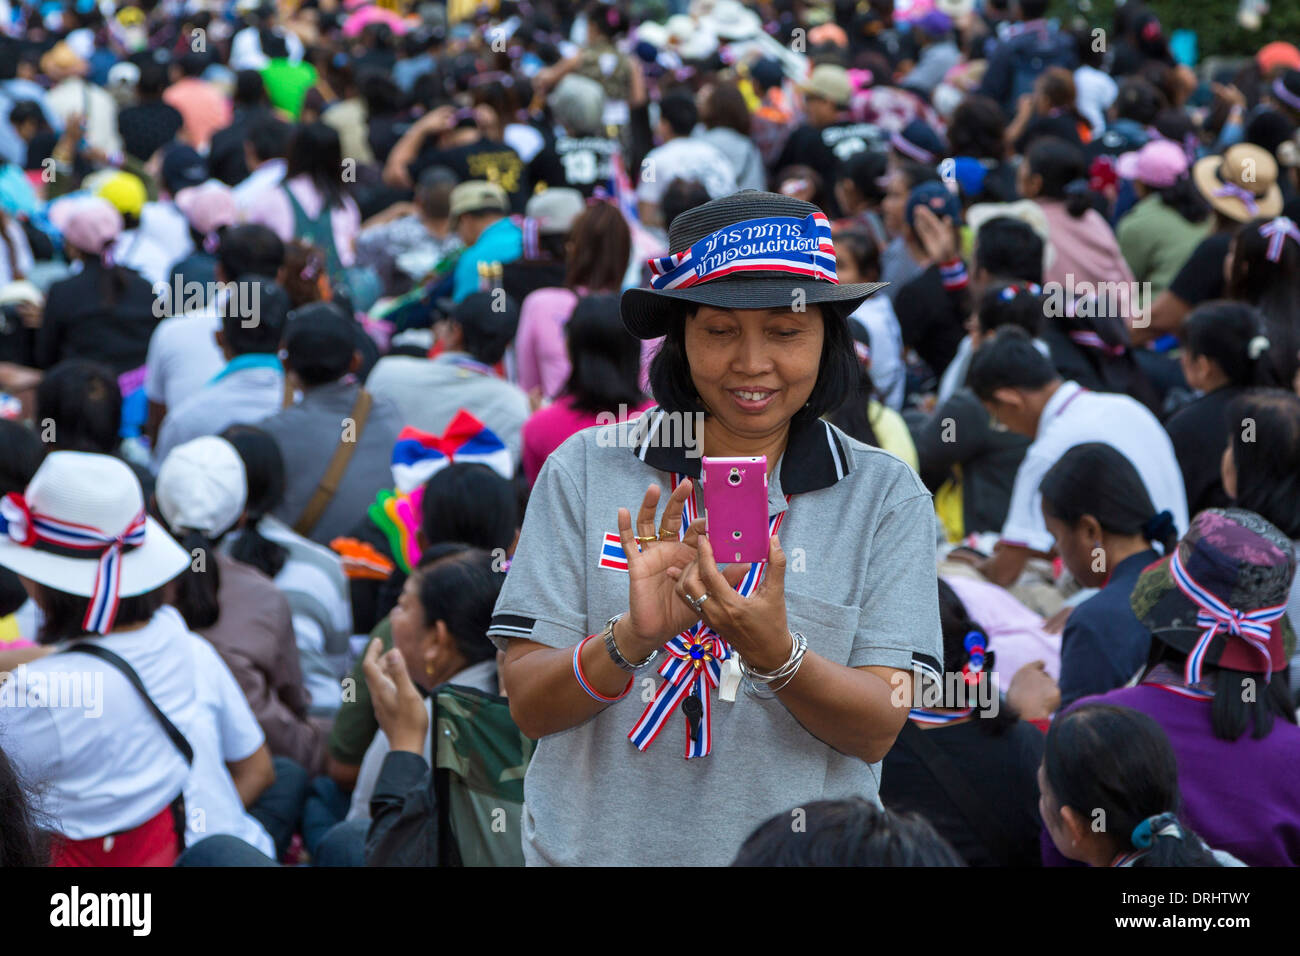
left=700, top=456, right=770, bottom=564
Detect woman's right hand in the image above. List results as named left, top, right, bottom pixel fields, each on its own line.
left=616, top=479, right=746, bottom=660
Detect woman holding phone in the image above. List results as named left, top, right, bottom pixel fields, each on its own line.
left=487, top=191, right=943, bottom=866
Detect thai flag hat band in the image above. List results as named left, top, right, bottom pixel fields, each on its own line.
left=0, top=452, right=190, bottom=634
left=621, top=190, right=887, bottom=340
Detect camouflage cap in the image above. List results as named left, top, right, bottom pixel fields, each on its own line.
left=1131, top=508, right=1297, bottom=675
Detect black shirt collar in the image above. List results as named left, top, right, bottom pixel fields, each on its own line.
left=632, top=408, right=852, bottom=495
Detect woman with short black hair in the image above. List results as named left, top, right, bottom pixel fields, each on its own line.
left=487, top=191, right=943, bottom=866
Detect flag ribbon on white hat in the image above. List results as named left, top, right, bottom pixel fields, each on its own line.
left=0, top=492, right=146, bottom=634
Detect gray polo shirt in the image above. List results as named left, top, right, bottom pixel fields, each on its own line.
left=488, top=408, right=942, bottom=866
left=257, top=381, right=406, bottom=546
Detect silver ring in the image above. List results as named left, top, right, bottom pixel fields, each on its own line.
left=687, top=592, right=708, bottom=615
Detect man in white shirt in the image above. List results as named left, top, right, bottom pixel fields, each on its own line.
left=636, top=90, right=737, bottom=228
left=233, top=116, right=292, bottom=220
left=965, top=327, right=1188, bottom=588
left=144, top=224, right=286, bottom=445
left=368, top=292, right=531, bottom=465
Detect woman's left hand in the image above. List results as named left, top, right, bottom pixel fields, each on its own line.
left=670, top=533, right=792, bottom=672
left=362, top=637, right=429, bottom=755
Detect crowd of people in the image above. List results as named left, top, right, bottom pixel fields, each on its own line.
left=0, top=0, right=1299, bottom=869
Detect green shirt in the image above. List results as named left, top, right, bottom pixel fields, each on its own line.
left=261, top=59, right=318, bottom=121
left=1116, top=194, right=1211, bottom=298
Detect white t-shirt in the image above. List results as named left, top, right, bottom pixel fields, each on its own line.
left=143, top=303, right=223, bottom=411
left=1000, top=380, right=1189, bottom=554
left=234, top=159, right=287, bottom=221
left=849, top=296, right=905, bottom=410
left=636, top=136, right=738, bottom=208
left=0, top=606, right=272, bottom=856
left=229, top=25, right=305, bottom=72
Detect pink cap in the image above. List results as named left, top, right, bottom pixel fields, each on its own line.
left=1115, top=139, right=1189, bottom=189
left=175, top=181, right=237, bottom=237
left=48, top=196, right=124, bottom=256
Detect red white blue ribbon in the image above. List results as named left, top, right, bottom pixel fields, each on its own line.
left=908, top=707, right=974, bottom=726
left=0, top=492, right=146, bottom=634
left=627, top=473, right=788, bottom=758
left=1169, top=548, right=1284, bottom=685
left=1260, top=216, right=1300, bottom=263
left=646, top=213, right=837, bottom=291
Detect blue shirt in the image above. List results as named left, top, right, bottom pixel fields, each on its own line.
left=1058, top=547, right=1160, bottom=709
left=451, top=216, right=522, bottom=303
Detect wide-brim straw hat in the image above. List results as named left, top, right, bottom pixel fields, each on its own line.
left=621, top=190, right=886, bottom=340
left=1192, top=143, right=1283, bottom=222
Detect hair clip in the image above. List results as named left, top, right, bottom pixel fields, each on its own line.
left=961, top=630, right=985, bottom=685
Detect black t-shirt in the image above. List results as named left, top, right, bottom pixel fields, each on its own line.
left=36, top=261, right=160, bottom=375
left=117, top=100, right=184, bottom=164
left=1163, top=384, right=1243, bottom=516
left=774, top=121, right=886, bottom=216
left=1168, top=232, right=1232, bottom=306
left=893, top=263, right=967, bottom=381
left=410, top=138, right=529, bottom=214
left=208, top=105, right=274, bottom=186
left=880, top=718, right=1045, bottom=867
left=549, top=134, right=621, bottom=196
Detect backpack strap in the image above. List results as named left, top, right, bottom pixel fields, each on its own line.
left=280, top=182, right=344, bottom=279
left=293, top=388, right=373, bottom=537
left=60, top=642, right=194, bottom=765
left=896, top=719, right=1017, bottom=864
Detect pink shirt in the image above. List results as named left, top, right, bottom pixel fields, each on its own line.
left=515, top=287, right=579, bottom=399
left=942, top=573, right=1062, bottom=681
left=522, top=395, right=654, bottom=485
left=245, top=175, right=361, bottom=267
left=162, top=78, right=233, bottom=152
left=1038, top=198, right=1136, bottom=291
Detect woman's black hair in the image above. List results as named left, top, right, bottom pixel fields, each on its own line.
left=1114, top=76, right=1166, bottom=125
left=731, top=798, right=966, bottom=866
left=171, top=529, right=222, bottom=630
left=837, top=149, right=889, bottom=205
left=1226, top=217, right=1300, bottom=389
left=947, top=94, right=1008, bottom=161
left=1043, top=704, right=1221, bottom=866
left=833, top=229, right=881, bottom=282
left=1182, top=301, right=1268, bottom=389
left=286, top=122, right=347, bottom=208
left=221, top=424, right=290, bottom=579
left=562, top=293, right=645, bottom=415
left=420, top=463, right=519, bottom=553
left=1153, top=172, right=1209, bottom=225
left=0, top=420, right=41, bottom=494
left=34, top=360, right=122, bottom=454
left=1025, top=137, right=1094, bottom=218
left=937, top=578, right=1018, bottom=733
left=34, top=584, right=166, bottom=645
left=976, top=282, right=1045, bottom=337
left=410, top=543, right=503, bottom=667
left=1040, top=443, right=1178, bottom=552
left=1225, top=389, right=1300, bottom=539
left=648, top=304, right=859, bottom=429
left=0, top=743, right=45, bottom=866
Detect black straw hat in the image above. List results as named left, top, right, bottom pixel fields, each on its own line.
left=620, top=190, right=887, bottom=340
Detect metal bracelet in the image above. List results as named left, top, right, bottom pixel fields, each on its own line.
left=740, top=632, right=808, bottom=698
left=602, top=613, right=660, bottom=673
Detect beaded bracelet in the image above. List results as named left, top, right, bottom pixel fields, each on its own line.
left=573, top=634, right=634, bottom=702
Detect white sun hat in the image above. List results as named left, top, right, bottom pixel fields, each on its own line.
left=155, top=436, right=248, bottom=540
left=699, top=0, right=762, bottom=40
left=0, top=451, right=189, bottom=633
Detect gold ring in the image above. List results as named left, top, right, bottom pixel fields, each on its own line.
left=634, top=535, right=658, bottom=544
